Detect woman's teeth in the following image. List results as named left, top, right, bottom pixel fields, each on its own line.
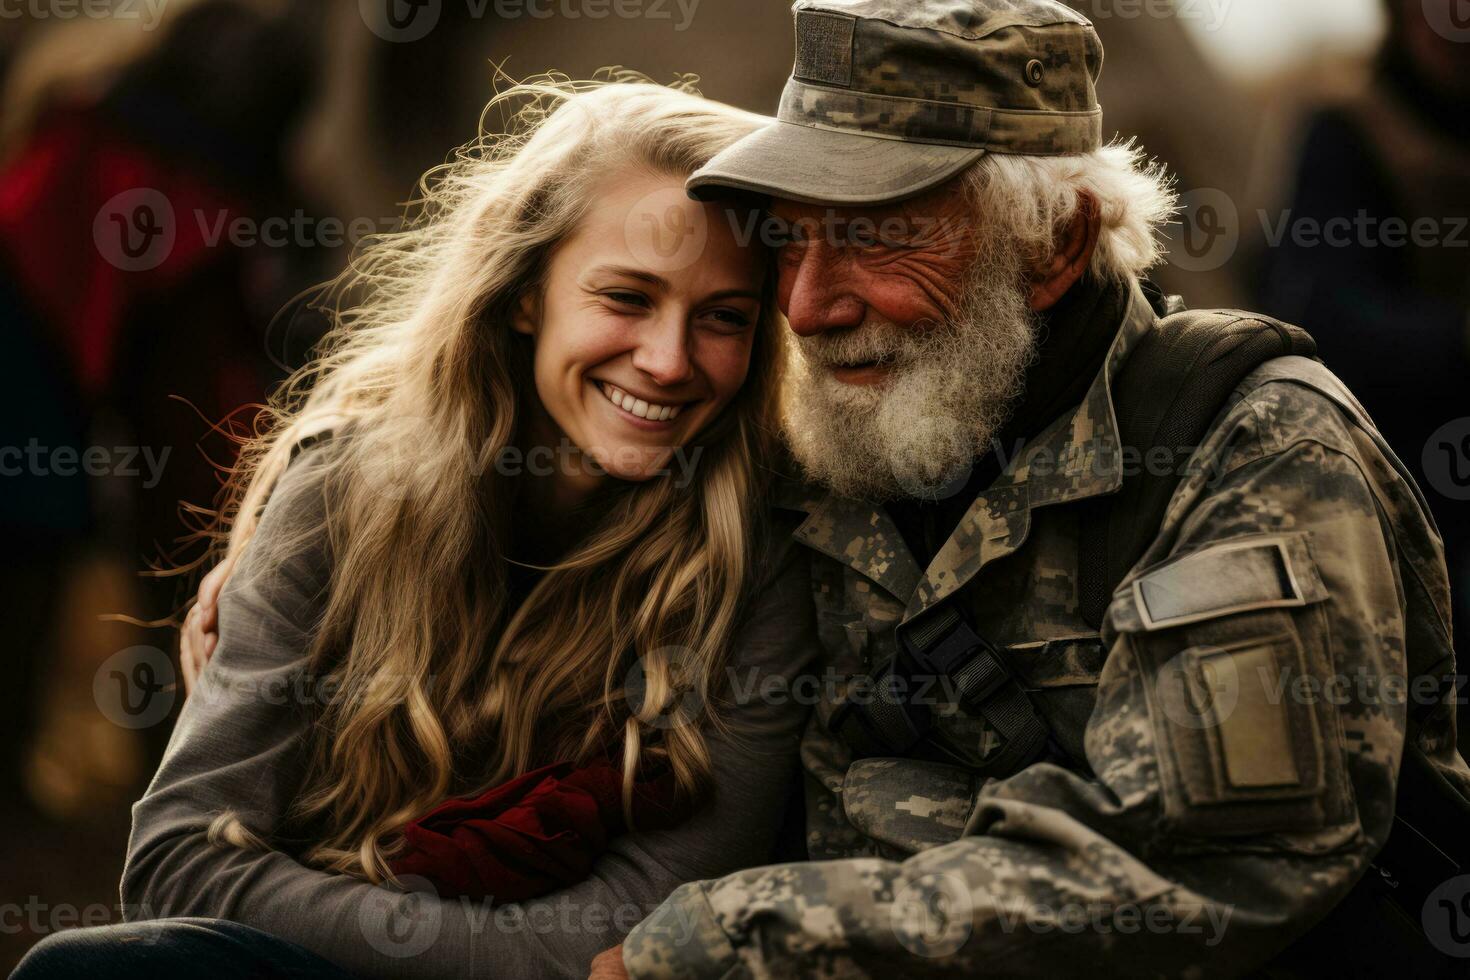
left=598, top=382, right=683, bottom=422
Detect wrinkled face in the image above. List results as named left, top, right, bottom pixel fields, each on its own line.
left=516, top=172, right=765, bottom=483
left=771, top=180, right=981, bottom=373
left=772, top=176, right=1041, bottom=501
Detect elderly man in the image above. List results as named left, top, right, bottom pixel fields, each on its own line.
left=604, top=0, right=1470, bottom=977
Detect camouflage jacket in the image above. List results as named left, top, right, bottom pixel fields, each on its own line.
left=624, top=278, right=1467, bottom=978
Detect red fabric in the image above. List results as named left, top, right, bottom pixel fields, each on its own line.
left=0, top=109, right=243, bottom=399
left=388, top=762, right=691, bottom=903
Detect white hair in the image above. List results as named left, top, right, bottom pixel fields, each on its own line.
left=964, top=140, right=1178, bottom=283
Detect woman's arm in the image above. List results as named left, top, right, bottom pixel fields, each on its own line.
left=122, top=445, right=819, bottom=980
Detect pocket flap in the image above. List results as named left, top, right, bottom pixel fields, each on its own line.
left=841, top=758, right=978, bottom=855
left=1110, top=533, right=1328, bottom=634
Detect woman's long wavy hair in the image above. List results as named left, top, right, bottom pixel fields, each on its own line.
left=210, top=73, right=785, bottom=881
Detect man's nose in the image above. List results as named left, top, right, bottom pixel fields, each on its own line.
left=630, top=313, right=696, bottom=387
left=781, top=240, right=866, bottom=337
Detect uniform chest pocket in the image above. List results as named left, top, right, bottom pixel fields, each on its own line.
left=811, top=566, right=902, bottom=673
left=1110, top=532, right=1360, bottom=849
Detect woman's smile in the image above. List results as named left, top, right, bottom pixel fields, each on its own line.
left=519, top=169, right=764, bottom=485
left=592, top=379, right=689, bottom=427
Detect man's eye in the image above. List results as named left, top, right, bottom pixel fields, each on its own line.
left=769, top=227, right=805, bottom=248
left=848, top=228, right=902, bottom=251
left=776, top=242, right=807, bottom=266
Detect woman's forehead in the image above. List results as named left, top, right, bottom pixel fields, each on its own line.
left=561, top=174, right=767, bottom=290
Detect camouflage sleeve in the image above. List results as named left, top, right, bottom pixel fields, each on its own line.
left=623, top=378, right=1426, bottom=978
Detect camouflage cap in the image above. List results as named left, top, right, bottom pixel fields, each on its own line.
left=689, top=0, right=1105, bottom=206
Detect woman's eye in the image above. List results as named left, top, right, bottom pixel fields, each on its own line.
left=605, top=291, right=650, bottom=309
left=701, top=309, right=753, bottom=332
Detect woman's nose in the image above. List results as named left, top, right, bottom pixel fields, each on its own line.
left=630, top=314, right=696, bottom=387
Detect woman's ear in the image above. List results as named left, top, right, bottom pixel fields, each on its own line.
left=1028, top=190, right=1102, bottom=312
left=512, top=291, right=540, bottom=336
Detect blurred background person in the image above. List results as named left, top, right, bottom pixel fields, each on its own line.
left=0, top=0, right=324, bottom=809
left=1257, top=0, right=1470, bottom=714
left=0, top=3, right=323, bottom=967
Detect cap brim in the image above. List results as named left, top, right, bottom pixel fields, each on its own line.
left=688, top=121, right=986, bottom=207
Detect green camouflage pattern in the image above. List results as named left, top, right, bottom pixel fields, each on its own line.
left=781, top=0, right=1103, bottom=153
left=795, top=0, right=1093, bottom=38
left=688, top=0, right=1104, bottom=207
left=624, top=279, right=1470, bottom=977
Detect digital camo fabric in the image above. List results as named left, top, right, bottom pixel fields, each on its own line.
left=687, top=0, right=1104, bottom=206
left=623, top=278, right=1468, bottom=978
left=787, top=0, right=1102, bottom=148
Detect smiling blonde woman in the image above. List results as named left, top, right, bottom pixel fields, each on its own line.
left=15, top=74, right=818, bottom=980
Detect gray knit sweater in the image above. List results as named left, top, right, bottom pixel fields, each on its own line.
left=119, top=441, right=819, bottom=979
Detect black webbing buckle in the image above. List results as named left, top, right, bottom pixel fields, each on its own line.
left=903, top=604, right=1051, bottom=777
left=901, top=609, right=1009, bottom=707
left=827, top=603, right=1053, bottom=777
left=826, top=662, right=931, bottom=758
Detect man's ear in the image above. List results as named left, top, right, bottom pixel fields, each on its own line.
left=511, top=290, right=539, bottom=336
left=1028, top=190, right=1101, bottom=312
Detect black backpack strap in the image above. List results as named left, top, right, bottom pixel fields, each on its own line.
left=828, top=602, right=1050, bottom=777
left=1076, top=307, right=1318, bottom=629
left=1061, top=317, right=1470, bottom=970
left=831, top=299, right=1319, bottom=777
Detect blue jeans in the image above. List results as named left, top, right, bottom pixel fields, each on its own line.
left=12, top=918, right=358, bottom=979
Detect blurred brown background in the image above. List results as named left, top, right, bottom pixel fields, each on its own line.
left=1, top=0, right=1465, bottom=972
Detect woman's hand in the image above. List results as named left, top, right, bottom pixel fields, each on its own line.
left=589, top=945, right=628, bottom=980
left=180, top=553, right=237, bottom=697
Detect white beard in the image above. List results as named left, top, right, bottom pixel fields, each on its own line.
left=782, top=244, right=1040, bottom=502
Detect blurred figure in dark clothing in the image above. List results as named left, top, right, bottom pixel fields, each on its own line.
left=1259, top=0, right=1470, bottom=726
left=0, top=0, right=324, bottom=812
